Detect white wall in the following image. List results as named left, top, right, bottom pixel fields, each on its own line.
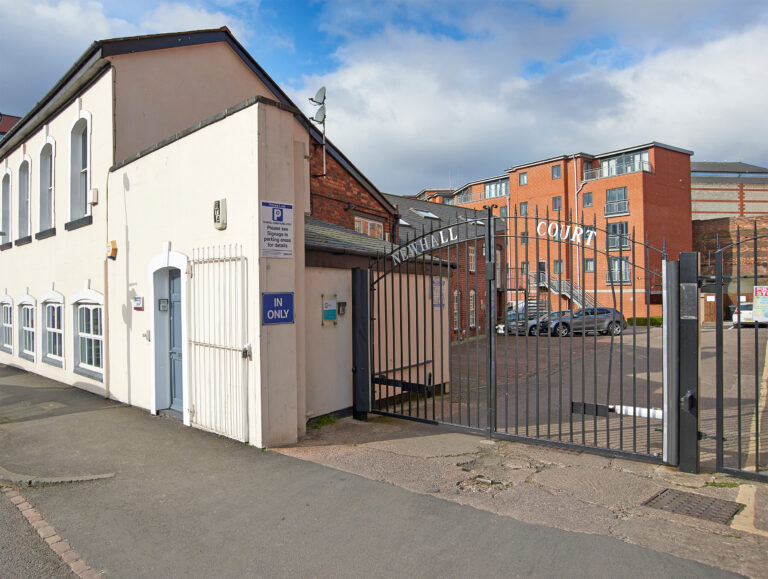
left=0, top=72, right=114, bottom=395
left=304, top=267, right=353, bottom=419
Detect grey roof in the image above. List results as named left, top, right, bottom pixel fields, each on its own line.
left=384, top=193, right=500, bottom=245
left=305, top=215, right=394, bottom=257
left=692, top=176, right=768, bottom=185
left=691, top=161, right=768, bottom=174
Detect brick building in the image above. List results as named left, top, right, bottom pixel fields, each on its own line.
left=0, top=113, right=21, bottom=139
left=691, top=162, right=768, bottom=220
left=422, top=142, right=694, bottom=317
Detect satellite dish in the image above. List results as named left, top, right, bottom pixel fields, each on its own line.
left=312, top=105, right=326, bottom=124
left=310, top=86, right=326, bottom=105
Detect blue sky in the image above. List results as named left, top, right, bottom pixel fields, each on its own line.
left=2, top=1, right=768, bottom=194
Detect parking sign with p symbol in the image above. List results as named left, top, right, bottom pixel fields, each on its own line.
left=272, top=208, right=283, bottom=222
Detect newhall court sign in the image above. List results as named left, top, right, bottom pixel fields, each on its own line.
left=389, top=221, right=598, bottom=265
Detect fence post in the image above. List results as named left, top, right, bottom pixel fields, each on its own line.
left=662, top=259, right=679, bottom=465
left=485, top=207, right=497, bottom=435
left=678, top=252, right=700, bottom=473
left=352, top=267, right=371, bottom=420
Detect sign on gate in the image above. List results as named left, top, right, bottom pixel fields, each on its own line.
left=753, top=286, right=768, bottom=322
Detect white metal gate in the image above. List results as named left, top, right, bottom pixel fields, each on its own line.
left=188, top=244, right=249, bottom=442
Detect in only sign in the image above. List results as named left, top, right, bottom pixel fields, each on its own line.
left=262, top=292, right=294, bottom=325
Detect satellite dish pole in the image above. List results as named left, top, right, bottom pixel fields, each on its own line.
left=309, top=86, right=327, bottom=177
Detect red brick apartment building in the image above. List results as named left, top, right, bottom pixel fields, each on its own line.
left=423, top=142, right=693, bottom=317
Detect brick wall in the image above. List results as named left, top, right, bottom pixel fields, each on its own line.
left=693, top=215, right=768, bottom=277
left=309, top=141, right=395, bottom=238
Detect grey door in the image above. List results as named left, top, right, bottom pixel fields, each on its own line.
left=169, top=269, right=183, bottom=412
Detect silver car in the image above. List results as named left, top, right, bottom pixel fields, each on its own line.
left=546, top=307, right=628, bottom=337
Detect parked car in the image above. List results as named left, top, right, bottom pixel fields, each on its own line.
left=545, top=307, right=628, bottom=337
left=732, top=303, right=754, bottom=326
left=497, top=312, right=527, bottom=335
left=521, top=310, right=572, bottom=336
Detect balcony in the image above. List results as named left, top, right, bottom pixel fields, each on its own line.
left=583, top=159, right=652, bottom=181
left=604, top=200, right=629, bottom=216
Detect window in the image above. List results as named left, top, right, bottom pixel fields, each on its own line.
left=43, top=303, right=64, bottom=367
left=412, top=208, right=439, bottom=219
left=607, top=257, right=631, bottom=284
left=76, top=304, right=103, bottom=377
left=607, top=222, right=629, bottom=250
left=484, top=179, right=508, bottom=199
left=453, top=291, right=460, bottom=330
left=495, top=249, right=501, bottom=285
left=18, top=160, right=30, bottom=240
left=553, top=260, right=563, bottom=274
left=468, top=244, right=476, bottom=272
left=520, top=232, right=528, bottom=245
left=0, top=301, right=12, bottom=353
left=552, top=165, right=561, bottom=180
left=499, top=206, right=507, bottom=218
left=39, top=143, right=54, bottom=233
left=354, top=216, right=384, bottom=239
left=583, top=192, right=592, bottom=208
left=469, top=290, right=476, bottom=327
left=70, top=117, right=89, bottom=222
left=584, top=258, right=595, bottom=273
left=552, top=196, right=562, bottom=211
left=520, top=202, right=528, bottom=216
left=605, top=187, right=628, bottom=216
left=1, top=173, right=10, bottom=246
left=19, top=305, right=34, bottom=361
left=521, top=261, right=529, bottom=275
left=519, top=172, right=528, bottom=186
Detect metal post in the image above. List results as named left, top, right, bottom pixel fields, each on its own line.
left=678, top=252, right=700, bottom=473
left=662, top=259, right=679, bottom=465
left=486, top=207, right=497, bottom=436
left=352, top=268, right=371, bottom=419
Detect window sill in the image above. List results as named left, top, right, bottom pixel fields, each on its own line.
left=14, top=236, right=32, bottom=247
left=604, top=212, right=630, bottom=218
left=42, top=355, right=64, bottom=368
left=19, top=352, right=34, bottom=362
left=65, top=215, right=93, bottom=231
left=74, top=365, right=103, bottom=382
left=0, top=242, right=12, bottom=251
left=35, top=228, right=56, bottom=240
left=0, top=345, right=11, bottom=354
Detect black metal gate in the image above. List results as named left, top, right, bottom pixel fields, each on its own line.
left=367, top=209, right=672, bottom=460
left=714, top=224, right=768, bottom=481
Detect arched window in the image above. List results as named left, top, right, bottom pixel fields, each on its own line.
left=469, top=290, right=476, bottom=327
left=70, top=116, right=89, bottom=222
left=18, top=159, right=31, bottom=240
left=1, top=172, right=10, bottom=246
left=39, top=141, right=55, bottom=233
left=41, top=289, right=64, bottom=367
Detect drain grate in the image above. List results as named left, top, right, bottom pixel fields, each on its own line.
left=643, top=488, right=743, bottom=525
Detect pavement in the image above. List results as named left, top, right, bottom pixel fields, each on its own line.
left=0, top=365, right=766, bottom=578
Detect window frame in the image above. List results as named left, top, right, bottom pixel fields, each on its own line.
left=19, top=303, right=35, bottom=361
left=583, top=192, right=592, bottom=208
left=68, top=111, right=92, bottom=225
left=607, top=221, right=630, bottom=250
left=553, top=260, right=563, bottom=274
left=519, top=172, right=528, bottom=186
left=0, top=298, right=12, bottom=354
left=468, top=243, right=476, bottom=272
left=354, top=215, right=384, bottom=239
left=519, top=202, right=528, bottom=216
left=605, top=186, right=629, bottom=216
left=453, top=290, right=460, bottom=331
left=552, top=196, right=562, bottom=212
left=552, top=165, right=561, bottom=180
left=1, top=171, right=11, bottom=247
left=469, top=290, right=476, bottom=328
left=584, top=258, right=595, bottom=273
left=38, top=136, right=56, bottom=235
left=75, top=304, right=103, bottom=377
left=42, top=300, right=64, bottom=367
left=17, top=157, right=32, bottom=241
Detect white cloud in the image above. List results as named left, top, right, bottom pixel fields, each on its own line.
left=140, top=2, right=245, bottom=39
left=289, top=8, right=768, bottom=195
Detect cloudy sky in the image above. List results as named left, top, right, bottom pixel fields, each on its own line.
left=2, top=1, right=767, bottom=195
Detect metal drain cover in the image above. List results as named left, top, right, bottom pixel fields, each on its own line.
left=643, top=488, right=743, bottom=525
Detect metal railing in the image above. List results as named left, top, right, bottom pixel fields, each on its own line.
left=531, top=272, right=599, bottom=308
left=604, top=200, right=629, bottom=216
left=583, top=160, right=652, bottom=181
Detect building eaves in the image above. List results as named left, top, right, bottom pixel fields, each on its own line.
left=305, top=215, right=394, bottom=257
left=692, top=176, right=768, bottom=185
left=452, top=174, right=509, bottom=193
left=691, top=161, right=768, bottom=174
